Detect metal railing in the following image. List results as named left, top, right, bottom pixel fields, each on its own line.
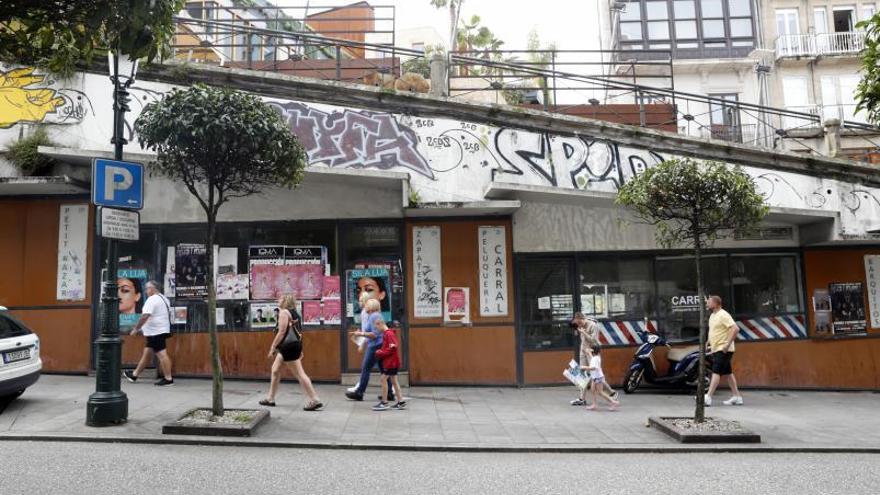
left=775, top=31, right=866, bottom=58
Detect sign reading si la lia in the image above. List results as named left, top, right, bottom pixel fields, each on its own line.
left=479, top=226, right=508, bottom=317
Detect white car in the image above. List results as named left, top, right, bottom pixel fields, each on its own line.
left=0, top=307, right=42, bottom=399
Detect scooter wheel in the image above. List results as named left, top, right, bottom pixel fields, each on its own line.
left=623, top=368, right=644, bottom=394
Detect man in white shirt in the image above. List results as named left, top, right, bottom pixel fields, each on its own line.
left=123, top=280, right=174, bottom=386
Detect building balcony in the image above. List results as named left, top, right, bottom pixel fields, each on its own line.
left=775, top=31, right=865, bottom=59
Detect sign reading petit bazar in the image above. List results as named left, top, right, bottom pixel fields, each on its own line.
left=478, top=226, right=508, bottom=317
left=56, top=204, right=89, bottom=301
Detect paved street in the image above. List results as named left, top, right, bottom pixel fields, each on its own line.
left=2, top=441, right=879, bottom=494
left=1, top=375, right=879, bottom=450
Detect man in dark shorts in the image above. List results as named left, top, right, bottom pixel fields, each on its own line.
left=704, top=295, right=742, bottom=406
left=124, top=280, right=174, bottom=386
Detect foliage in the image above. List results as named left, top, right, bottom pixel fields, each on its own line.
left=402, top=45, right=441, bottom=79
left=526, top=29, right=557, bottom=106
left=5, top=126, right=56, bottom=176
left=616, top=159, right=767, bottom=422
left=0, top=0, right=184, bottom=78
left=856, top=15, right=880, bottom=124
left=135, top=84, right=308, bottom=415
left=430, top=0, right=465, bottom=52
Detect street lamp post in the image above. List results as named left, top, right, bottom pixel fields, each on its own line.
left=86, top=50, right=138, bottom=426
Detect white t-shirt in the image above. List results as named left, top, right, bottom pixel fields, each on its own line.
left=141, top=294, right=171, bottom=336
left=589, top=355, right=605, bottom=381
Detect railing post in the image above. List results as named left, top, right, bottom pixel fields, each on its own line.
left=551, top=50, right=558, bottom=112
left=430, top=52, right=449, bottom=97
left=335, top=45, right=342, bottom=81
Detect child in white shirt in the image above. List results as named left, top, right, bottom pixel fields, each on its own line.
left=584, top=346, right=620, bottom=411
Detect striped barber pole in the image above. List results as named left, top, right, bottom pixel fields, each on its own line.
left=597, top=320, right=657, bottom=346
left=736, top=315, right=807, bottom=340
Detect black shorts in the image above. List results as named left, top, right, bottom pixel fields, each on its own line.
left=278, top=341, right=303, bottom=362
left=146, top=334, right=169, bottom=352
left=381, top=367, right=398, bottom=376
left=711, top=351, right=734, bottom=375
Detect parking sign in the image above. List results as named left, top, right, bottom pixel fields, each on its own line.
left=91, top=158, right=144, bottom=210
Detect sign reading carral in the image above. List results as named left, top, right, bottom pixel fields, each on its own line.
left=479, top=226, right=508, bottom=317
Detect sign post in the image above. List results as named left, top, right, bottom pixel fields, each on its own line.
left=87, top=158, right=143, bottom=426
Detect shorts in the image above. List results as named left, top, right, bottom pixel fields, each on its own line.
left=711, top=351, right=734, bottom=375
left=591, top=376, right=606, bottom=384
left=381, top=367, right=399, bottom=376
left=146, top=334, right=169, bottom=352
left=278, top=341, right=303, bottom=362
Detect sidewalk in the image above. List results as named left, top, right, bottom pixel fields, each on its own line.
left=1, top=375, right=878, bottom=452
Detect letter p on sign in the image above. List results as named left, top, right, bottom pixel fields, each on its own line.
left=91, top=158, right=144, bottom=210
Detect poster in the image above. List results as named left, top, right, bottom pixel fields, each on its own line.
left=217, top=273, right=250, bottom=300
left=216, top=247, right=238, bottom=276
left=56, top=204, right=88, bottom=301
left=413, top=226, right=442, bottom=318
left=812, top=289, right=831, bottom=311
left=284, top=246, right=326, bottom=265
left=829, top=282, right=867, bottom=335
left=322, top=276, right=341, bottom=299
left=322, top=298, right=342, bottom=325
left=347, top=268, right=392, bottom=323
left=355, top=259, right=403, bottom=293
left=610, top=293, right=627, bottom=313
left=814, top=310, right=832, bottom=335
left=478, top=226, right=509, bottom=316
left=172, top=306, right=188, bottom=325
left=118, top=266, right=148, bottom=329
left=302, top=300, right=322, bottom=325
left=249, top=302, right=279, bottom=329
left=216, top=307, right=226, bottom=326
left=865, top=255, right=880, bottom=328
left=249, top=245, right=325, bottom=300
left=444, top=287, right=469, bottom=324
left=175, top=243, right=208, bottom=298
left=164, top=246, right=176, bottom=297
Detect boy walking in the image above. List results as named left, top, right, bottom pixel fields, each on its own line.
left=372, top=319, right=406, bottom=411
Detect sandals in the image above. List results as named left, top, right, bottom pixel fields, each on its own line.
left=258, top=399, right=276, bottom=407
left=303, top=400, right=324, bottom=411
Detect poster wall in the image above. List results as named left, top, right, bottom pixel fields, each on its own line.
left=175, top=243, right=208, bottom=298
left=413, top=226, right=442, bottom=318
left=347, top=268, right=392, bottom=323
left=56, top=204, right=89, bottom=301
left=829, top=282, right=867, bottom=335
left=478, top=226, right=509, bottom=317
left=865, top=255, right=880, bottom=328
left=249, top=245, right=325, bottom=300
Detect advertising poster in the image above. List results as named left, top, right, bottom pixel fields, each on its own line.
left=216, top=247, right=238, bottom=277
left=302, top=300, right=322, bottom=325
left=216, top=307, right=226, bottom=326
left=413, top=226, right=442, bottom=318
left=829, top=282, right=867, bottom=335
left=250, top=302, right=279, bottom=329
left=217, top=273, right=250, bottom=300
left=865, top=255, right=880, bottom=328
left=322, top=298, right=342, bottom=325
left=172, top=306, right=188, bottom=325
left=444, top=287, right=469, bottom=324
left=478, top=226, right=509, bottom=316
left=56, top=204, right=89, bottom=301
left=175, top=243, right=208, bottom=298
left=322, top=276, right=341, bottom=299
left=164, top=246, right=176, bottom=297
left=118, top=266, right=149, bottom=330
left=812, top=289, right=832, bottom=311
left=347, top=268, right=392, bottom=323
left=814, top=310, right=832, bottom=335
left=249, top=245, right=325, bottom=300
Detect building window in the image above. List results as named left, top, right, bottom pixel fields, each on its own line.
left=578, top=257, right=655, bottom=320
left=729, top=255, right=802, bottom=315
left=518, top=258, right=576, bottom=350
left=655, top=255, right=730, bottom=342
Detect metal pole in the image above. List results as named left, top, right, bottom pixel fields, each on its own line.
left=86, top=51, right=129, bottom=426
left=551, top=51, right=558, bottom=112
left=335, top=45, right=342, bottom=81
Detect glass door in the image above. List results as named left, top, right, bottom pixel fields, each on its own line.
left=776, top=8, right=801, bottom=55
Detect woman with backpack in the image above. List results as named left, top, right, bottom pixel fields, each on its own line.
left=260, top=294, right=323, bottom=411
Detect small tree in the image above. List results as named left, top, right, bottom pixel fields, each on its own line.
left=430, top=0, right=465, bottom=53
left=856, top=15, right=880, bottom=124
left=616, top=159, right=767, bottom=422
left=135, top=84, right=307, bottom=416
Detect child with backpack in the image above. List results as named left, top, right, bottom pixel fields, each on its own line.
left=372, top=318, right=406, bottom=411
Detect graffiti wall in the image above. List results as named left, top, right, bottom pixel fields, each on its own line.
left=1, top=66, right=879, bottom=238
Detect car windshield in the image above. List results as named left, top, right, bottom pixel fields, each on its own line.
left=0, top=314, right=30, bottom=339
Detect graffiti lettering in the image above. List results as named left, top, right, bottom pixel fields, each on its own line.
left=269, top=101, right=434, bottom=179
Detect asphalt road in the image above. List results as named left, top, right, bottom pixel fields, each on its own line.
left=0, top=441, right=878, bottom=494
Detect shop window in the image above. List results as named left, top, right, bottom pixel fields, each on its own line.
left=655, top=255, right=729, bottom=341
left=518, top=258, right=576, bottom=350
left=729, top=255, right=802, bottom=315
left=578, top=257, right=655, bottom=321
left=341, top=223, right=405, bottom=325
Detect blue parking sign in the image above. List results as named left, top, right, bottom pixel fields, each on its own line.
left=92, top=158, right=144, bottom=210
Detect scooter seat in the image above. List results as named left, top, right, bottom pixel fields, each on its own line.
left=667, top=345, right=700, bottom=362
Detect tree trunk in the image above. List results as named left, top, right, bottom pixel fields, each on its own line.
left=693, top=236, right=706, bottom=423
left=206, top=213, right=224, bottom=416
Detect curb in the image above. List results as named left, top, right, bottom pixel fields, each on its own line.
left=1, top=432, right=879, bottom=454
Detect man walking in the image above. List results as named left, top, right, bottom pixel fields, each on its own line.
left=124, top=280, right=174, bottom=386
left=704, top=295, right=742, bottom=406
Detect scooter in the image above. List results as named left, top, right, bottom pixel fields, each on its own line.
left=622, top=332, right=709, bottom=394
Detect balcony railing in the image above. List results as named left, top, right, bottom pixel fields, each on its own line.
left=775, top=31, right=866, bottom=58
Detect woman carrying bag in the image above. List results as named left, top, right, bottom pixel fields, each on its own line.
left=260, top=294, right=323, bottom=411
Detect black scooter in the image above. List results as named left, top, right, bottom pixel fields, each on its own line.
left=622, top=333, right=710, bottom=393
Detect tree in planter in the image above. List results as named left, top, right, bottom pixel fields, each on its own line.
left=135, top=84, right=308, bottom=416
left=616, top=159, right=767, bottom=422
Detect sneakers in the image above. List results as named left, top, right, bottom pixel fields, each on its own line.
left=723, top=396, right=744, bottom=406
left=347, top=384, right=359, bottom=394
left=392, top=401, right=407, bottom=410
left=123, top=370, right=137, bottom=383
left=345, top=390, right=364, bottom=401
left=703, top=394, right=712, bottom=407
left=570, top=398, right=586, bottom=406
left=154, top=377, right=174, bottom=386
left=372, top=401, right=390, bottom=411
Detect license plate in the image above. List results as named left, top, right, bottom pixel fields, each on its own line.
left=2, top=349, right=30, bottom=364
